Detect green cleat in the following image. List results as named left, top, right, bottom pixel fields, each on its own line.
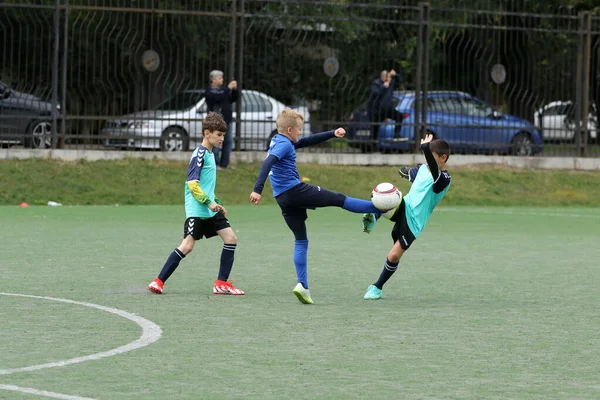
left=364, top=285, right=382, bottom=300
left=362, top=213, right=377, bottom=234
left=292, top=282, right=314, bottom=304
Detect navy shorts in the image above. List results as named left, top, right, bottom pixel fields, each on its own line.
left=183, top=213, right=230, bottom=240
left=275, top=183, right=346, bottom=221
left=389, top=201, right=416, bottom=250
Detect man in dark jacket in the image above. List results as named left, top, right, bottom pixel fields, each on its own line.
left=367, top=69, right=401, bottom=141
left=206, top=70, right=238, bottom=168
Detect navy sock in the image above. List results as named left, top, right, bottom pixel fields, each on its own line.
left=294, top=240, right=309, bottom=289
left=374, top=258, right=399, bottom=289
left=218, top=243, right=237, bottom=281
left=158, top=248, right=186, bottom=283
left=343, top=196, right=381, bottom=214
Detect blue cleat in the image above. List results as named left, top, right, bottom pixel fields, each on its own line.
left=364, top=285, right=382, bottom=300
left=362, top=213, right=377, bottom=234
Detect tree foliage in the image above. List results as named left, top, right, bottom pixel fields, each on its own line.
left=1, top=0, right=600, bottom=131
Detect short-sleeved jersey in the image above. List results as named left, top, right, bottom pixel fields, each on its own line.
left=267, top=134, right=302, bottom=197
left=184, top=146, right=217, bottom=219
left=403, top=164, right=451, bottom=237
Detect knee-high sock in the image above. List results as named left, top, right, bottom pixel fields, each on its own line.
left=343, top=196, right=381, bottom=214
left=374, top=258, right=399, bottom=289
left=294, top=240, right=309, bottom=289
left=158, top=248, right=186, bottom=283
left=218, top=243, right=237, bottom=281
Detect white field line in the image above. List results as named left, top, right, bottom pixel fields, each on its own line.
left=0, top=292, right=163, bottom=400
left=0, top=384, right=96, bottom=400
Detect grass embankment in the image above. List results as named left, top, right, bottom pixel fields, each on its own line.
left=2, top=158, right=600, bottom=206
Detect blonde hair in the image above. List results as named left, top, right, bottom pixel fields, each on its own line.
left=276, top=109, right=304, bottom=133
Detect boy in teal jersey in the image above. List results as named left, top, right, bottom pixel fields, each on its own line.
left=148, top=112, right=244, bottom=295
left=362, top=134, right=451, bottom=300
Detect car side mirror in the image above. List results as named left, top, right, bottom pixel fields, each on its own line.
left=492, top=110, right=503, bottom=119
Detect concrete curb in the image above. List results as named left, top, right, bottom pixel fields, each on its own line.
left=1, top=149, right=599, bottom=170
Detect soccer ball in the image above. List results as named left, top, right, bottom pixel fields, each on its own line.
left=371, top=182, right=402, bottom=211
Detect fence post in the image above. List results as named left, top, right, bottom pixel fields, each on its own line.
left=234, top=0, right=244, bottom=152
left=52, top=0, right=61, bottom=149
left=60, top=0, right=69, bottom=148
left=229, top=0, right=237, bottom=83
left=414, top=3, right=424, bottom=152
left=582, top=11, right=592, bottom=157
left=421, top=2, right=430, bottom=141
left=575, top=12, right=584, bottom=156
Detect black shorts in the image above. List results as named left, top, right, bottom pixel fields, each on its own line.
left=275, top=183, right=346, bottom=221
left=389, top=201, right=416, bottom=250
left=183, top=213, right=230, bottom=240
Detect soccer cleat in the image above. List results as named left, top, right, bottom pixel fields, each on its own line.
left=364, top=285, right=382, bottom=300
left=148, top=278, right=164, bottom=294
left=398, top=166, right=411, bottom=180
left=292, top=282, right=314, bottom=304
left=213, top=280, right=245, bottom=295
left=362, top=213, right=377, bottom=234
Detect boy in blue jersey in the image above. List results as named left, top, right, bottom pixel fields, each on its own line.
left=148, top=112, right=244, bottom=296
left=249, top=109, right=382, bottom=304
left=362, top=134, right=451, bottom=300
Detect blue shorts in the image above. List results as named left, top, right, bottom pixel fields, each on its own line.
left=275, top=183, right=346, bottom=221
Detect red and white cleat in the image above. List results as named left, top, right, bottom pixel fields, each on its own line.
left=213, top=280, right=245, bottom=295
left=148, top=278, right=164, bottom=294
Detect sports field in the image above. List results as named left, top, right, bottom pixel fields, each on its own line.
left=2, top=205, right=600, bottom=399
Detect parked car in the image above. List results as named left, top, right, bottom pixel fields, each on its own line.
left=347, top=91, right=543, bottom=156
left=0, top=81, right=60, bottom=149
left=102, top=89, right=312, bottom=151
left=533, top=100, right=597, bottom=142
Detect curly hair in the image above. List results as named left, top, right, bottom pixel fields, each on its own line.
left=202, top=112, right=228, bottom=133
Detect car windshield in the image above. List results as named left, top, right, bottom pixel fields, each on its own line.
left=154, top=91, right=204, bottom=111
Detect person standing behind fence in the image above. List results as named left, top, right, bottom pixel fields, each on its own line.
left=367, top=69, right=401, bottom=141
left=206, top=70, right=238, bottom=169
left=367, top=70, right=388, bottom=141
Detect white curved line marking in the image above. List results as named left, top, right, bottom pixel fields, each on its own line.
left=0, top=292, right=162, bottom=375
left=0, top=384, right=95, bottom=400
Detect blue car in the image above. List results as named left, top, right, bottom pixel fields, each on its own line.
left=347, top=91, right=543, bottom=156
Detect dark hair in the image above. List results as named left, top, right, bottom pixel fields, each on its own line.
left=203, top=112, right=228, bottom=133
left=430, top=138, right=450, bottom=161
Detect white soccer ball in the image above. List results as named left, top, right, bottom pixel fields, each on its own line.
left=371, top=182, right=402, bottom=211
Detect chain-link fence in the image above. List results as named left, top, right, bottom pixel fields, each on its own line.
left=0, top=0, right=598, bottom=157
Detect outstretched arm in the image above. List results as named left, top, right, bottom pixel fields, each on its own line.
left=294, top=130, right=335, bottom=149
left=295, top=127, right=346, bottom=149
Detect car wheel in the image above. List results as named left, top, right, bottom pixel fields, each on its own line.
left=27, top=120, right=53, bottom=149
left=266, top=130, right=278, bottom=151
left=160, top=127, right=189, bottom=152
left=511, top=132, right=533, bottom=156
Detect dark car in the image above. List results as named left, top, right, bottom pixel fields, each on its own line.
left=347, top=90, right=543, bottom=156
left=0, top=81, right=61, bottom=148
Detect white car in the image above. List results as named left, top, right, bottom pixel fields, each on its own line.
left=102, top=89, right=312, bottom=151
left=534, top=101, right=597, bottom=141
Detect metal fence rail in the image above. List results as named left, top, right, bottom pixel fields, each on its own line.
left=0, top=0, right=599, bottom=157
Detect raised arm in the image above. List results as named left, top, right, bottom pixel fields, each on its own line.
left=420, top=141, right=451, bottom=193
left=420, top=141, right=439, bottom=179
left=294, top=130, right=335, bottom=149
left=295, top=127, right=346, bottom=149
